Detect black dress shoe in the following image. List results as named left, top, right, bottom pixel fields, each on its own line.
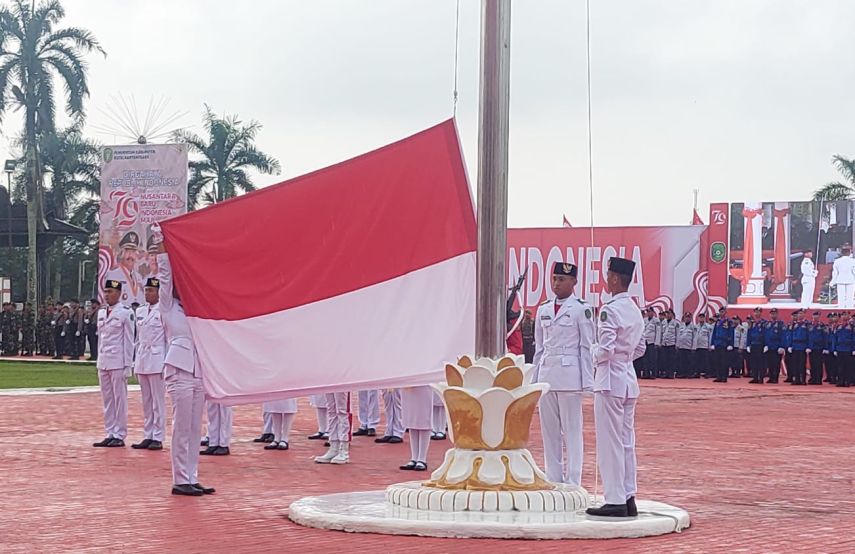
left=191, top=483, right=216, bottom=494
left=211, top=446, right=230, bottom=456
left=200, top=438, right=209, bottom=447
left=713, top=379, right=726, bottom=383
left=388, top=436, right=403, bottom=444
left=627, top=496, right=638, bottom=517
left=586, top=503, right=629, bottom=517
left=132, top=439, right=153, bottom=449
left=200, top=446, right=217, bottom=455
left=748, top=379, right=760, bottom=384
left=366, top=428, right=377, bottom=437
left=147, top=440, right=163, bottom=450
left=172, top=484, right=203, bottom=496
left=307, top=432, right=326, bottom=440
left=106, top=439, right=125, bottom=447
left=375, top=435, right=393, bottom=443
left=324, top=441, right=330, bottom=447
left=400, top=460, right=417, bottom=470
left=353, top=428, right=369, bottom=436
left=93, top=437, right=113, bottom=447
left=262, top=433, right=274, bottom=443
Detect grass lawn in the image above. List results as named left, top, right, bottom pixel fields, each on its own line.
left=0, top=361, right=139, bottom=389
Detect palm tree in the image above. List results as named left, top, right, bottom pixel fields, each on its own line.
left=174, top=105, right=281, bottom=209
left=813, top=155, right=855, bottom=201
left=0, top=0, right=104, bottom=306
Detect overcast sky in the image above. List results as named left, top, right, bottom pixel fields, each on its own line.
left=5, top=0, right=854, bottom=228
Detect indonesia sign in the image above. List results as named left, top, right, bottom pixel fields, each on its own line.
left=97, top=144, right=188, bottom=305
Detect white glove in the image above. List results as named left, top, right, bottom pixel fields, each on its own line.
left=777, top=348, right=785, bottom=355
left=727, top=346, right=733, bottom=351
left=823, top=350, right=829, bottom=355
left=806, top=348, right=812, bottom=354
left=834, top=352, right=839, bottom=357
left=84, top=319, right=89, bottom=324
left=75, top=331, right=80, bottom=337
left=787, top=347, right=793, bottom=354
left=763, top=346, right=769, bottom=353
left=65, top=320, right=70, bottom=325
left=50, top=320, right=55, bottom=326
left=710, top=345, right=716, bottom=351
left=123, top=366, right=132, bottom=378
left=747, top=346, right=751, bottom=353
left=60, top=331, right=66, bottom=337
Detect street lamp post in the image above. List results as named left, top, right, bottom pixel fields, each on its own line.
left=79, top=259, right=93, bottom=301
left=4, top=159, right=15, bottom=248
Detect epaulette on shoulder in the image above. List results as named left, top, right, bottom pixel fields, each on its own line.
left=540, top=299, right=551, bottom=306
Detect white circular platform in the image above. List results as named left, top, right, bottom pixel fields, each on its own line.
left=385, top=482, right=589, bottom=512
left=289, top=487, right=691, bottom=540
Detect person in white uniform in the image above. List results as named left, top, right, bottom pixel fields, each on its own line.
left=800, top=251, right=818, bottom=308
left=315, top=392, right=352, bottom=464
left=374, top=388, right=404, bottom=444
left=307, top=394, right=329, bottom=440
left=431, top=392, right=447, bottom=440
left=253, top=408, right=275, bottom=443
left=533, top=261, right=594, bottom=486
left=587, top=257, right=647, bottom=518
left=201, top=400, right=232, bottom=456
left=262, top=397, right=297, bottom=450
left=92, top=279, right=135, bottom=448
left=354, top=389, right=380, bottom=437
left=131, top=277, right=167, bottom=450
left=831, top=246, right=855, bottom=309
left=152, top=241, right=215, bottom=497
left=400, top=385, right=433, bottom=471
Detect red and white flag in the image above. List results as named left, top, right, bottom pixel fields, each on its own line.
left=160, top=120, right=476, bottom=404
left=691, top=209, right=704, bottom=225
left=562, top=214, right=572, bottom=228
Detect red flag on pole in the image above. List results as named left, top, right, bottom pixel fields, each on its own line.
left=562, top=214, right=572, bottom=228
left=692, top=209, right=704, bottom=225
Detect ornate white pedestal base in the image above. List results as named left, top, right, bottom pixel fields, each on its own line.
left=386, top=482, right=588, bottom=512
left=289, top=489, right=691, bottom=540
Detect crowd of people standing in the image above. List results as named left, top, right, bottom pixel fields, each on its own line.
left=0, top=299, right=101, bottom=359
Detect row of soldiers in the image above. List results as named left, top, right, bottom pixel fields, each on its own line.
left=0, top=300, right=101, bottom=359
left=637, top=306, right=854, bottom=387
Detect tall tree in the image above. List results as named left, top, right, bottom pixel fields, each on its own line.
left=0, top=0, right=104, bottom=307
left=813, top=155, right=855, bottom=201
left=174, top=105, right=281, bottom=210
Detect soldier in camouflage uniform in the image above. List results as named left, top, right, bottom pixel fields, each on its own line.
left=37, top=304, right=53, bottom=356
left=1, top=303, right=20, bottom=356
left=19, top=303, right=36, bottom=356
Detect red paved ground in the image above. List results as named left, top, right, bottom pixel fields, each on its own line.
left=1, top=379, right=854, bottom=553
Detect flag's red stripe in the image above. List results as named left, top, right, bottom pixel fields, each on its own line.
left=161, top=119, right=476, bottom=321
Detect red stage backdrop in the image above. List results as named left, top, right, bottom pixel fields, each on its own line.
left=507, top=208, right=728, bottom=318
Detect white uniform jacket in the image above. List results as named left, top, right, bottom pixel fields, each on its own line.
left=156, top=253, right=198, bottom=377
left=134, top=303, right=167, bottom=375
left=831, top=255, right=855, bottom=285
left=676, top=322, right=695, bottom=350
left=800, top=258, right=818, bottom=284
left=533, top=295, right=595, bottom=392
left=592, top=293, right=645, bottom=398
left=96, top=304, right=135, bottom=371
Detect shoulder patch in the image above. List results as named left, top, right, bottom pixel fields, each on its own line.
left=585, top=308, right=592, bottom=319
left=600, top=311, right=608, bottom=322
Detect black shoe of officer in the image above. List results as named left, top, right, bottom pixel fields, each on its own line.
left=192, top=483, right=216, bottom=495
left=210, top=446, right=230, bottom=456
left=147, top=440, right=163, bottom=450
left=93, top=437, right=113, bottom=447
left=627, top=496, right=638, bottom=517
left=586, top=503, right=629, bottom=517
left=200, top=446, right=217, bottom=455
left=172, top=484, right=203, bottom=496
left=132, top=439, right=153, bottom=449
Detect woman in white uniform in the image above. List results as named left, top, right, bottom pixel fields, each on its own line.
left=262, top=397, right=298, bottom=450
left=400, top=385, right=433, bottom=471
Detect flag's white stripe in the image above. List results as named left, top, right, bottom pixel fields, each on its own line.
left=189, top=253, right=475, bottom=405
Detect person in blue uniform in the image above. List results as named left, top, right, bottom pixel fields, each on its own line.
left=824, top=313, right=839, bottom=384
left=834, top=315, right=855, bottom=387
left=807, top=311, right=827, bottom=385
left=711, top=316, right=734, bottom=383
left=746, top=316, right=766, bottom=383
left=788, top=311, right=809, bottom=385
left=764, top=308, right=786, bottom=383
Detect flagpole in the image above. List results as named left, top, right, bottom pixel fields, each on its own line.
left=475, top=0, right=512, bottom=358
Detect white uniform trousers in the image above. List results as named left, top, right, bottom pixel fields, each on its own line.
left=594, top=393, right=638, bottom=505
left=98, top=368, right=128, bottom=440
left=165, top=365, right=205, bottom=486
left=382, top=389, right=404, bottom=438
left=325, top=392, right=352, bottom=443
left=263, top=410, right=274, bottom=434
left=138, top=373, right=166, bottom=441
left=839, top=283, right=855, bottom=309
left=801, top=279, right=815, bottom=307
left=539, top=391, right=584, bottom=486
left=207, top=402, right=233, bottom=447
left=357, top=390, right=380, bottom=429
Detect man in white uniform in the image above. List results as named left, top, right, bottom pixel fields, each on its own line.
left=92, top=280, right=135, bottom=448
left=800, top=251, right=818, bottom=308
left=354, top=389, right=380, bottom=437
left=374, top=388, right=404, bottom=444
left=131, top=277, right=167, bottom=450
left=587, top=257, right=647, bottom=518
left=830, top=246, right=855, bottom=309
left=533, top=262, right=595, bottom=487
left=152, top=239, right=215, bottom=497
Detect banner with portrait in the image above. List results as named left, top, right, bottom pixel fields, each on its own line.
left=97, top=144, right=188, bottom=305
